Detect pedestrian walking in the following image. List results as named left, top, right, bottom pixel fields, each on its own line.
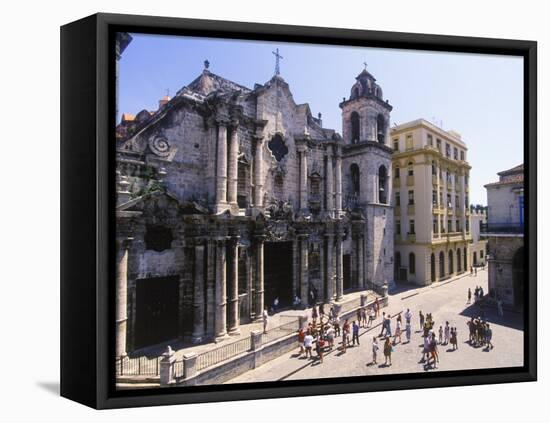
left=319, top=303, right=325, bottom=318
left=356, top=309, right=362, bottom=328
left=470, top=266, right=474, bottom=276
left=405, top=322, right=411, bottom=343
left=379, top=312, right=387, bottom=337
left=333, top=314, right=341, bottom=337
left=444, top=321, right=450, bottom=345
left=475, top=266, right=477, bottom=276
left=419, top=310, right=425, bottom=333
left=383, top=337, right=392, bottom=366
left=421, top=334, right=430, bottom=362
left=352, top=321, right=360, bottom=346
left=385, top=314, right=392, bottom=337
left=316, top=334, right=325, bottom=363
left=438, top=325, right=443, bottom=344
left=393, top=319, right=402, bottom=345
left=342, top=319, right=350, bottom=352
left=367, top=307, right=375, bottom=327
left=304, top=331, right=314, bottom=359
left=262, top=308, right=269, bottom=333
left=371, top=337, right=379, bottom=364
left=298, top=327, right=306, bottom=356
left=404, top=308, right=412, bottom=326
left=360, top=307, right=367, bottom=328
left=374, top=297, right=380, bottom=317
left=497, top=299, right=504, bottom=317
left=450, top=327, right=458, bottom=350
left=326, top=324, right=335, bottom=350
left=312, top=305, right=318, bottom=326
left=467, top=288, right=472, bottom=304
left=429, top=333, right=439, bottom=368
left=485, top=324, right=494, bottom=350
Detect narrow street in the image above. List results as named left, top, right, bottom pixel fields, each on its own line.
left=227, top=268, right=524, bottom=384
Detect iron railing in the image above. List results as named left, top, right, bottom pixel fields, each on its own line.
left=196, top=336, right=252, bottom=371
left=116, top=355, right=160, bottom=376
left=260, top=318, right=299, bottom=345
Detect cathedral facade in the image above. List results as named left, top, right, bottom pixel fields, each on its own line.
left=115, top=61, right=394, bottom=356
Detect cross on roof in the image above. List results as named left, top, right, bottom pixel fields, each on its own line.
left=363, top=62, right=368, bottom=70
left=272, top=48, right=283, bottom=75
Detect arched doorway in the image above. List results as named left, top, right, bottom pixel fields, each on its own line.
left=473, top=251, right=478, bottom=266
left=448, top=250, right=454, bottom=274
left=463, top=246, right=467, bottom=270
left=512, top=247, right=524, bottom=308
left=395, top=252, right=401, bottom=281
left=439, top=251, right=445, bottom=278
left=457, top=248, right=462, bottom=272
left=430, top=253, right=436, bottom=282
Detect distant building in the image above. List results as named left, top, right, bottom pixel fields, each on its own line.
left=470, top=208, right=488, bottom=267
left=391, top=119, right=472, bottom=285
left=483, top=164, right=524, bottom=307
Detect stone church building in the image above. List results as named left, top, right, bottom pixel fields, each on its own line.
left=115, top=59, right=394, bottom=356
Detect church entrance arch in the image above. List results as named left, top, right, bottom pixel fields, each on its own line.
left=134, top=275, right=181, bottom=350
left=264, top=241, right=293, bottom=310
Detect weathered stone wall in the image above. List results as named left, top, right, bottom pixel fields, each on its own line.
left=487, top=235, right=523, bottom=304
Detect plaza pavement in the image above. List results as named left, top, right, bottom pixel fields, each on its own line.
left=226, top=268, right=524, bottom=384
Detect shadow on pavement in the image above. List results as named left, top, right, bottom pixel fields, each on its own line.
left=458, top=301, right=524, bottom=331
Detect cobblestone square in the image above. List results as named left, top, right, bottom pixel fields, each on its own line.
left=227, top=268, right=523, bottom=384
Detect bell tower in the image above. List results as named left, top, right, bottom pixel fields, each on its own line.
left=340, top=66, right=395, bottom=291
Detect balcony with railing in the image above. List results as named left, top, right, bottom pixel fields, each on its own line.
left=481, top=222, right=524, bottom=235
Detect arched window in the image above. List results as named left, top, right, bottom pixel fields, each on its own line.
left=394, top=165, right=400, bottom=179
left=449, top=250, right=454, bottom=274
left=409, top=252, right=416, bottom=274
left=408, top=161, right=414, bottom=176
left=439, top=251, right=445, bottom=278
left=377, top=114, right=386, bottom=143
left=430, top=253, right=436, bottom=282
left=350, top=164, right=360, bottom=197
left=378, top=165, right=388, bottom=204
left=350, top=112, right=360, bottom=144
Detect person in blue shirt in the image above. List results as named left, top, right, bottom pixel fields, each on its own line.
left=352, top=321, right=360, bottom=346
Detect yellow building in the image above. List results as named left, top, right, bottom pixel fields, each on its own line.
left=391, top=119, right=472, bottom=285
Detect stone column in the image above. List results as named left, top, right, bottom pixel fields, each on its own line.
left=227, top=125, right=239, bottom=210
left=299, top=149, right=308, bottom=212
left=325, top=232, right=334, bottom=301
left=191, top=242, right=205, bottom=343
left=335, top=231, right=344, bottom=301
left=227, top=237, right=240, bottom=335
left=325, top=149, right=334, bottom=216
left=254, top=136, right=264, bottom=207
left=116, top=237, right=132, bottom=358
left=335, top=150, right=342, bottom=216
left=214, top=239, right=228, bottom=341
left=358, top=234, right=365, bottom=288
left=299, top=235, right=309, bottom=305
left=215, top=123, right=228, bottom=213
left=254, top=236, right=265, bottom=319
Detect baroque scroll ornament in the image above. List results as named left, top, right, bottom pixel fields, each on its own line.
left=148, top=136, right=172, bottom=158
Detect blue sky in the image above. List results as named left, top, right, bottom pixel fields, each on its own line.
left=118, top=33, right=524, bottom=205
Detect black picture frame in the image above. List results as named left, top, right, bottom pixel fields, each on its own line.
left=60, top=12, right=537, bottom=409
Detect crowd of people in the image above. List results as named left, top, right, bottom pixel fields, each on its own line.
left=294, top=296, right=493, bottom=371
